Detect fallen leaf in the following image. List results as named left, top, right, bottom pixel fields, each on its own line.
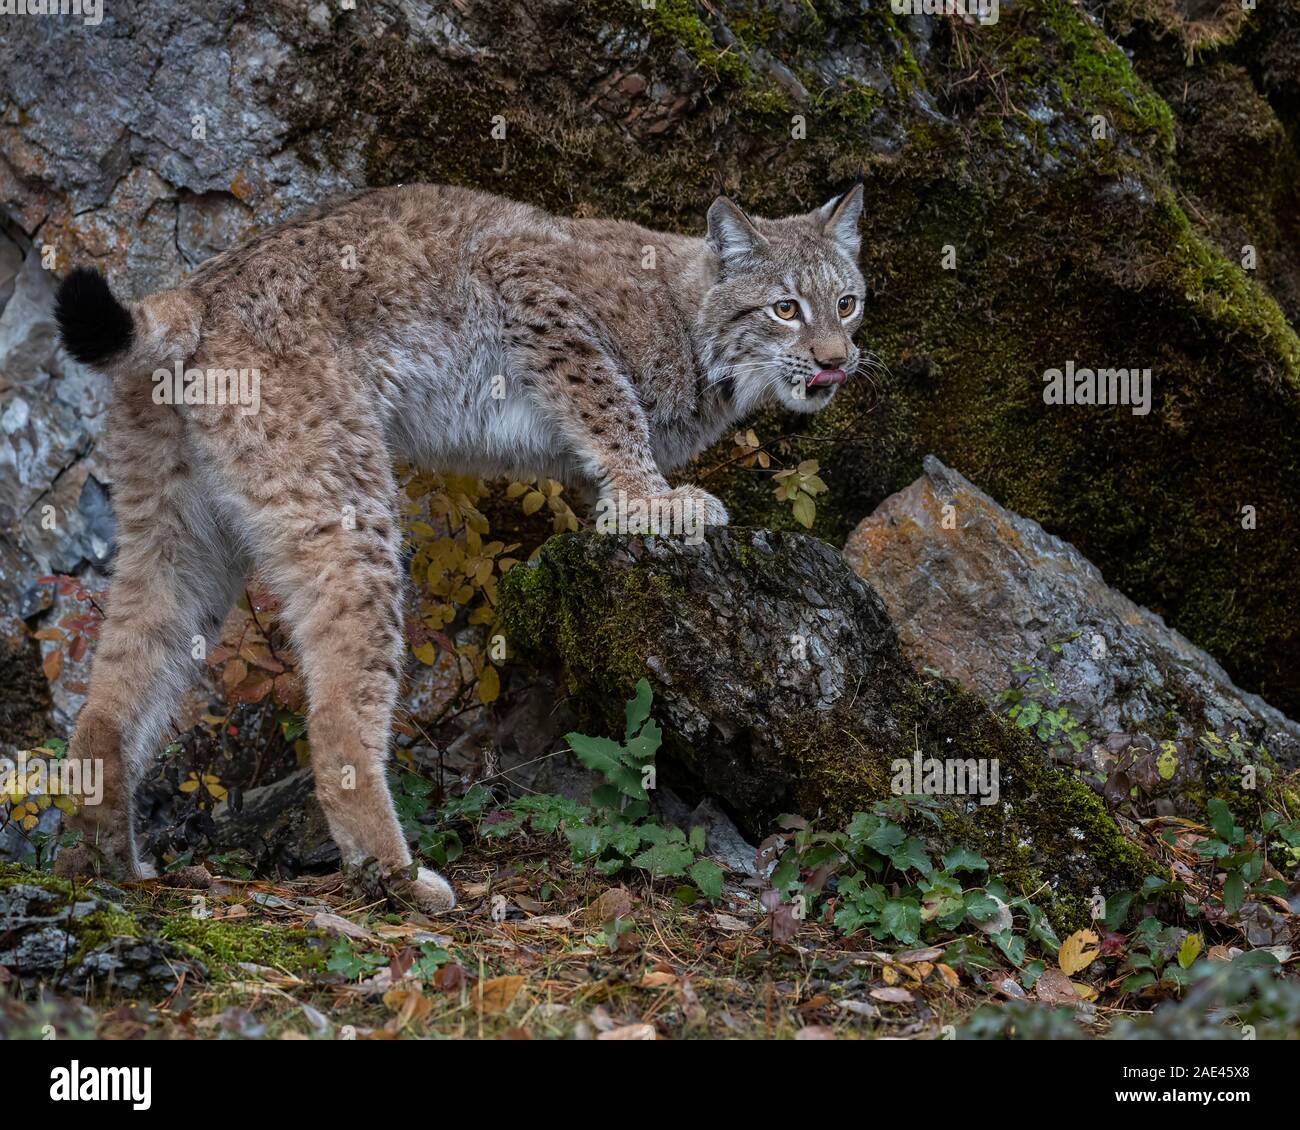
left=383, top=988, right=433, bottom=1027
left=869, top=987, right=914, bottom=1003
left=895, top=946, right=944, bottom=963
left=710, top=912, right=750, bottom=932
left=514, top=915, right=573, bottom=931
left=312, top=912, right=377, bottom=941
left=640, top=970, right=677, bottom=988
left=589, top=887, right=634, bottom=925
left=935, top=963, right=960, bottom=990
left=1035, top=968, right=1079, bottom=1004
left=794, top=1025, right=836, bottom=1040
left=1058, top=928, right=1101, bottom=976
left=475, top=975, right=525, bottom=1015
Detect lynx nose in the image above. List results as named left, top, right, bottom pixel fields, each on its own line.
left=813, top=343, right=848, bottom=369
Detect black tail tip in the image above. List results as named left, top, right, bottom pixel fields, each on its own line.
left=54, top=266, right=134, bottom=366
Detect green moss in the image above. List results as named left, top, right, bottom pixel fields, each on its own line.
left=1037, top=0, right=1176, bottom=156
left=0, top=862, right=143, bottom=965
left=499, top=534, right=670, bottom=703
left=1155, top=191, right=1300, bottom=382
left=158, top=916, right=325, bottom=976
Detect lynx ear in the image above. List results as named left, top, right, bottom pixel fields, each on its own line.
left=706, top=196, right=766, bottom=264
left=816, top=182, right=864, bottom=258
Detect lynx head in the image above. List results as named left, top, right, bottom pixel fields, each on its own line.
left=698, top=184, right=866, bottom=415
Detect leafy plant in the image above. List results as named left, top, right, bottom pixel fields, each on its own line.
left=414, top=680, right=726, bottom=900
left=761, top=802, right=1059, bottom=962
left=997, top=661, right=1089, bottom=757
left=772, top=459, right=828, bottom=528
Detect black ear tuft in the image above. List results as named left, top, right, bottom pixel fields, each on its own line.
left=54, top=266, right=134, bottom=367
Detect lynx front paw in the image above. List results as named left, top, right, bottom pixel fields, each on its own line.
left=385, top=865, right=457, bottom=915
left=54, top=838, right=145, bottom=882
left=657, top=486, right=728, bottom=531
left=596, top=484, right=728, bottom=537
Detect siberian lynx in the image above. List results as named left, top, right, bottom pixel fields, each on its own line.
left=52, top=182, right=866, bottom=912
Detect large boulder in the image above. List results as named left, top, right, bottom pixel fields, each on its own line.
left=845, top=456, right=1300, bottom=818
left=498, top=528, right=1153, bottom=924
left=1, top=0, right=1299, bottom=725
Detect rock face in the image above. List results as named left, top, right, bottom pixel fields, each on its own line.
left=499, top=528, right=1152, bottom=921
left=845, top=456, right=1300, bottom=814
left=1, top=0, right=1299, bottom=729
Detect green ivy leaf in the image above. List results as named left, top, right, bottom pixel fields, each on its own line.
left=941, top=846, right=989, bottom=873
left=631, top=839, right=695, bottom=878
left=689, top=858, right=724, bottom=900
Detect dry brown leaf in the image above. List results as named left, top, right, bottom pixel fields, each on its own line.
left=794, top=1025, right=836, bottom=1040
left=589, top=887, right=634, bottom=925
left=383, top=988, right=434, bottom=1027
left=710, top=912, right=750, bottom=932
left=639, top=970, right=677, bottom=988
left=895, top=946, right=944, bottom=963
left=936, top=963, right=960, bottom=990
left=475, top=975, right=525, bottom=1015
left=869, top=986, right=914, bottom=1003
left=1034, top=967, right=1078, bottom=1004
left=312, top=912, right=376, bottom=941
left=514, top=915, right=574, bottom=931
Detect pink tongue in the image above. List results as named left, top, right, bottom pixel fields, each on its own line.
left=809, top=368, right=847, bottom=388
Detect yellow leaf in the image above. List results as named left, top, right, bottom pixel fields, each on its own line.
left=1058, top=929, right=1101, bottom=975
left=522, top=491, right=545, bottom=516
left=412, top=642, right=437, bottom=665
left=478, top=664, right=501, bottom=705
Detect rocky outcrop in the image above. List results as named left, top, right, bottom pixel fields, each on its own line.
left=1, top=0, right=1299, bottom=728
left=845, top=456, right=1300, bottom=817
left=498, top=528, right=1154, bottom=923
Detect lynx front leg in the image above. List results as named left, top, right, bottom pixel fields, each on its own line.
left=508, top=325, right=727, bottom=534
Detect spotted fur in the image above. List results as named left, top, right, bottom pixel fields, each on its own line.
left=53, top=183, right=865, bottom=912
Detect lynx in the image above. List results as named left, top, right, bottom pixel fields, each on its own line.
left=52, top=182, right=867, bottom=912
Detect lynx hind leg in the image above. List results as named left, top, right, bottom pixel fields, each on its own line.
left=57, top=404, right=247, bottom=880
left=228, top=431, right=454, bottom=914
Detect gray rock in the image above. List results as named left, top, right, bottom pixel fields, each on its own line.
left=845, top=456, right=1300, bottom=804
left=0, top=870, right=197, bottom=993
left=498, top=528, right=1155, bottom=906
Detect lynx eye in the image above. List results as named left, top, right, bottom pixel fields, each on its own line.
left=772, top=299, right=799, bottom=321
left=837, top=295, right=857, bottom=317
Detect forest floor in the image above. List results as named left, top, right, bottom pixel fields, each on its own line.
left=3, top=818, right=1298, bottom=1041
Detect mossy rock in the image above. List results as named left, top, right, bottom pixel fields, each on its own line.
left=0, top=862, right=328, bottom=995
left=0, top=862, right=199, bottom=995
left=259, top=0, right=1300, bottom=718
left=498, top=528, right=1153, bottom=927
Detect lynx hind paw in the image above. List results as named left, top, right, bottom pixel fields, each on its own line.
left=387, top=866, right=457, bottom=915
left=53, top=839, right=146, bottom=882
